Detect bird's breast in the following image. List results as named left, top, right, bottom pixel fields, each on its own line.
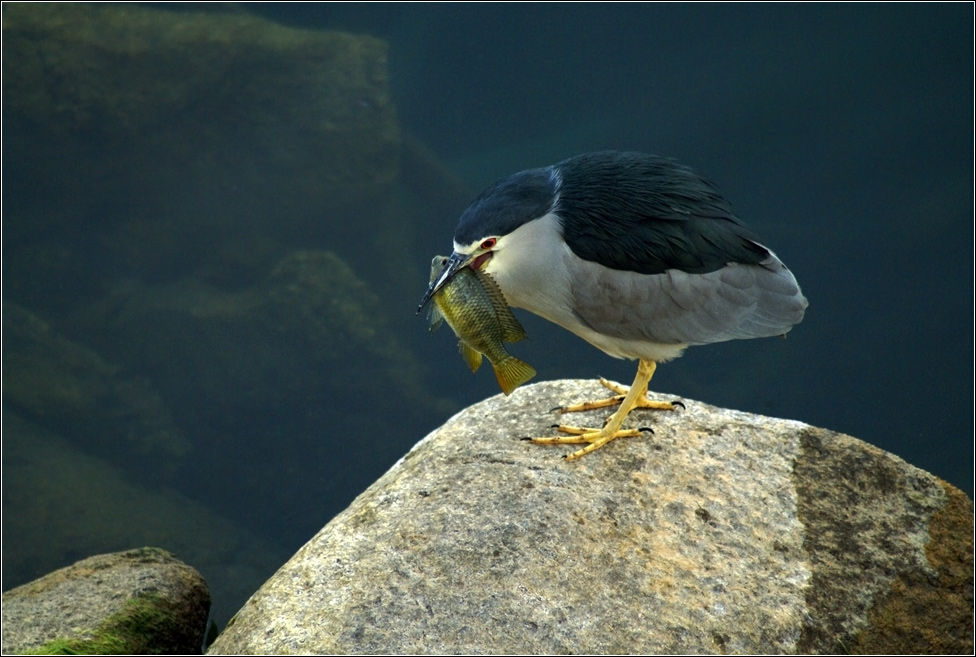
left=484, top=214, right=577, bottom=323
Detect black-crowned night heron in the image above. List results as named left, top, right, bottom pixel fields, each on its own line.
left=419, top=151, right=807, bottom=459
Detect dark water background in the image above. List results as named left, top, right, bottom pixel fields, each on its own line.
left=3, top=3, right=972, bottom=631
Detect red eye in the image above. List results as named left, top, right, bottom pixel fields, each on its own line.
left=480, top=238, right=497, bottom=250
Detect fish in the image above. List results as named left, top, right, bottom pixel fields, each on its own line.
left=427, top=255, right=536, bottom=395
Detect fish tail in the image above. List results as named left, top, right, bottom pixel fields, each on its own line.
left=492, top=356, right=537, bottom=395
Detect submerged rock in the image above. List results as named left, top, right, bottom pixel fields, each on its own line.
left=208, top=379, right=973, bottom=655
left=62, top=249, right=452, bottom=541
left=2, top=302, right=190, bottom=477
left=2, top=547, right=211, bottom=655
left=3, top=2, right=400, bottom=294
left=1, top=411, right=290, bottom=632
left=2, top=3, right=398, bottom=197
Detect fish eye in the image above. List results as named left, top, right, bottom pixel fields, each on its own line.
left=480, top=238, right=497, bottom=250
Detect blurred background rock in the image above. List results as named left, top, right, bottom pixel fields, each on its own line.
left=2, top=3, right=456, bottom=628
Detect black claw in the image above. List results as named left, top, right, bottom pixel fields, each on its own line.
left=672, top=400, right=686, bottom=409
left=520, top=437, right=532, bottom=442
left=550, top=424, right=561, bottom=429
left=638, top=427, right=655, bottom=434
left=549, top=406, right=564, bottom=413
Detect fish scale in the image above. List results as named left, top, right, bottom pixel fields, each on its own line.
left=427, top=255, right=536, bottom=395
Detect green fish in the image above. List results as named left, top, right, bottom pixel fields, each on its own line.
left=428, top=255, right=536, bottom=395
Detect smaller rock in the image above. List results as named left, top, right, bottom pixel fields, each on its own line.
left=2, top=547, right=211, bottom=655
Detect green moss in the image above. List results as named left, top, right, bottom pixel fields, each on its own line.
left=28, top=593, right=190, bottom=655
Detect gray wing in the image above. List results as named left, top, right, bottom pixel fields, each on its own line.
left=569, top=251, right=808, bottom=347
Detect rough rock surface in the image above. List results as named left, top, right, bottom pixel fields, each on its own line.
left=208, top=379, right=973, bottom=654
left=2, top=547, right=211, bottom=654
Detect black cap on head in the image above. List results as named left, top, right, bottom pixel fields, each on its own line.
left=454, top=167, right=558, bottom=245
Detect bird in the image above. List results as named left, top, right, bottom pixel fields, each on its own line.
left=418, top=150, right=808, bottom=460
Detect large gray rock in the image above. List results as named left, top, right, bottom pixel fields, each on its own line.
left=2, top=547, right=211, bottom=654
left=208, top=379, right=973, bottom=654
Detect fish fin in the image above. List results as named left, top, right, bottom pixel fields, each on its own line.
left=459, top=342, right=483, bottom=374
left=492, top=356, right=537, bottom=395
left=497, top=306, right=527, bottom=343
left=428, top=304, right=444, bottom=333
left=475, top=268, right=527, bottom=342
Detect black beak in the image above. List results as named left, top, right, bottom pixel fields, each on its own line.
left=416, top=251, right=470, bottom=313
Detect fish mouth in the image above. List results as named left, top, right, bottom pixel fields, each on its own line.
left=416, top=250, right=476, bottom=313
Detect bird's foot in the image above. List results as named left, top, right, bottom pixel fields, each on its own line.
left=525, top=424, right=650, bottom=460
left=527, top=361, right=680, bottom=460
left=553, top=377, right=678, bottom=413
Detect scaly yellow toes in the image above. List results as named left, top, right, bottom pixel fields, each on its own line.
left=527, top=360, right=681, bottom=459
left=562, top=429, right=644, bottom=460
left=523, top=425, right=647, bottom=459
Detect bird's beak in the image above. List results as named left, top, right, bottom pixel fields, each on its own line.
left=416, top=251, right=473, bottom=313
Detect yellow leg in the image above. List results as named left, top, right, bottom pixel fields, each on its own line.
left=527, top=359, right=678, bottom=460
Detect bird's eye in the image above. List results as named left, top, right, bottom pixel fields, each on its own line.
left=480, top=238, right=497, bottom=250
